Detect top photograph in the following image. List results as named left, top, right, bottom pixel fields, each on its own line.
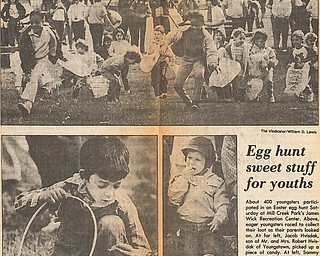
left=1, top=0, right=318, bottom=126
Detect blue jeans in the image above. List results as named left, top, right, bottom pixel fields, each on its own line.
left=174, top=57, right=205, bottom=105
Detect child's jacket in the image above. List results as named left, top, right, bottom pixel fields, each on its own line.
left=15, top=172, right=151, bottom=256
left=168, top=168, right=229, bottom=224
left=19, top=24, right=60, bottom=73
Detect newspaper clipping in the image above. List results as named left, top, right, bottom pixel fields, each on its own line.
left=1, top=0, right=320, bottom=255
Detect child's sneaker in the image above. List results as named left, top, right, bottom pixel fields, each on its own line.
left=307, top=93, right=314, bottom=102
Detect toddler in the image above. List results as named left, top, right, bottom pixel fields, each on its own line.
left=108, top=28, right=132, bottom=93
left=288, top=30, right=315, bottom=102
left=304, top=32, right=318, bottom=97
left=15, top=136, right=151, bottom=256
left=148, top=25, right=174, bottom=98
left=225, top=28, right=251, bottom=102
left=168, top=136, right=229, bottom=256
left=248, top=30, right=278, bottom=102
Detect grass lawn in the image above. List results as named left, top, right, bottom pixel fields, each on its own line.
left=1, top=51, right=318, bottom=126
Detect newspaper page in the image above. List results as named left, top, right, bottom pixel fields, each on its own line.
left=1, top=0, right=320, bottom=255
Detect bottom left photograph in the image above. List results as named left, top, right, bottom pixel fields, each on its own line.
left=2, top=135, right=158, bottom=256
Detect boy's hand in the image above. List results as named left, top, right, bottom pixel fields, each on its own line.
left=40, top=188, right=68, bottom=204
left=182, top=166, right=202, bottom=179
left=109, top=243, right=141, bottom=256
left=207, top=217, right=221, bottom=232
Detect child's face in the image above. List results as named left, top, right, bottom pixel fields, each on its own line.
left=116, top=32, right=124, bottom=42
left=76, top=46, right=86, bottom=55
left=154, top=30, right=163, bottom=41
left=87, top=174, right=121, bottom=205
left=30, top=16, right=43, bottom=35
left=214, top=31, right=223, bottom=42
left=186, top=151, right=206, bottom=173
left=292, top=36, right=303, bottom=48
left=306, top=38, right=316, bottom=48
left=255, top=38, right=266, bottom=49
left=235, top=33, right=246, bottom=47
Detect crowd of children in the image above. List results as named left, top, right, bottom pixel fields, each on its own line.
left=9, top=0, right=319, bottom=114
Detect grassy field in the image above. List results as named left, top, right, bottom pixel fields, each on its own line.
left=1, top=51, right=318, bottom=126
left=2, top=136, right=158, bottom=256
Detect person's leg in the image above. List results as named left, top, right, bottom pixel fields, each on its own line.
left=121, top=65, right=130, bottom=92
left=281, top=18, right=289, bottom=50
left=174, top=58, right=195, bottom=106
left=107, top=78, right=117, bottom=101
left=247, top=16, right=254, bottom=32
left=311, top=18, right=318, bottom=35
left=264, top=70, right=275, bottom=102
left=20, top=58, right=50, bottom=104
left=71, top=21, right=79, bottom=42
left=151, top=64, right=161, bottom=96
left=93, top=215, right=128, bottom=256
left=139, top=17, right=147, bottom=53
left=179, top=221, right=199, bottom=256
left=53, top=20, right=64, bottom=41
left=78, top=20, right=85, bottom=39
left=271, top=16, right=280, bottom=50
left=130, top=17, right=139, bottom=47
left=89, top=24, right=103, bottom=53
left=192, top=60, right=205, bottom=103
left=159, top=61, right=168, bottom=95
left=202, top=229, right=225, bottom=256
left=8, top=18, right=17, bottom=46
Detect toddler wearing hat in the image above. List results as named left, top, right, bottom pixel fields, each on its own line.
left=168, top=136, right=230, bottom=256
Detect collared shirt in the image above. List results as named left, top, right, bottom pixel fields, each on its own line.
left=15, top=172, right=151, bottom=255
left=222, top=0, right=248, bottom=18
left=67, top=2, right=87, bottom=23
left=28, top=26, right=57, bottom=60
left=168, top=168, right=229, bottom=224
left=86, top=2, right=108, bottom=25
left=271, top=0, right=292, bottom=18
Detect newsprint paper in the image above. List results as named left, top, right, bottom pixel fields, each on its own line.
left=1, top=0, right=320, bottom=255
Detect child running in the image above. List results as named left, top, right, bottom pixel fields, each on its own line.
left=147, top=25, right=174, bottom=99
left=100, top=50, right=141, bottom=102
left=168, top=136, right=230, bottom=256
left=248, top=30, right=278, bottom=102
left=15, top=136, right=151, bottom=256
left=225, top=28, right=251, bottom=102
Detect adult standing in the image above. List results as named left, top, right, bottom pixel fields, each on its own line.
left=67, top=0, right=87, bottom=43
left=51, top=0, right=68, bottom=42
left=306, top=0, right=318, bottom=35
left=129, top=0, right=151, bottom=53
left=267, top=0, right=292, bottom=52
left=1, top=0, right=26, bottom=46
left=221, top=0, right=247, bottom=31
left=291, top=0, right=310, bottom=34
left=118, top=0, right=132, bottom=37
left=86, top=0, right=109, bottom=52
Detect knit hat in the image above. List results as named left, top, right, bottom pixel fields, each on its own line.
left=182, top=137, right=215, bottom=168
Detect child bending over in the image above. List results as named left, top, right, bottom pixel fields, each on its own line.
left=15, top=136, right=151, bottom=256
left=100, top=51, right=141, bottom=102
left=248, top=30, right=278, bottom=102
left=147, top=25, right=174, bottom=99
left=168, top=136, right=230, bottom=256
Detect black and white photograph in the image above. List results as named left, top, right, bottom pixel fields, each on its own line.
left=163, top=135, right=237, bottom=256
left=2, top=135, right=158, bottom=256
left=1, top=0, right=318, bottom=125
